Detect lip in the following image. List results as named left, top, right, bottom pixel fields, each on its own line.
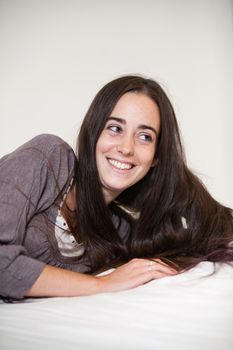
left=107, top=157, right=135, bottom=171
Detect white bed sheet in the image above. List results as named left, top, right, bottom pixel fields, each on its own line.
left=1, top=262, right=233, bottom=350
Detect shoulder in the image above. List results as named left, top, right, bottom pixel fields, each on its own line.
left=0, top=134, right=77, bottom=210
left=2, top=133, right=75, bottom=163
left=19, top=133, right=73, bottom=154
left=0, top=134, right=76, bottom=181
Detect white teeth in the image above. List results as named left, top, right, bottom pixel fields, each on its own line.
left=108, top=159, right=132, bottom=170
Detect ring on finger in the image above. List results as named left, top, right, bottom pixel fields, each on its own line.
left=148, top=261, right=154, bottom=270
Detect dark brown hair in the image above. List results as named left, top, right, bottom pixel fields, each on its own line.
left=75, top=75, right=233, bottom=271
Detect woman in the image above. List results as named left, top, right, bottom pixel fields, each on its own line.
left=0, top=75, right=232, bottom=300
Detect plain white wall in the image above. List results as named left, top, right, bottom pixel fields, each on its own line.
left=0, top=0, right=232, bottom=207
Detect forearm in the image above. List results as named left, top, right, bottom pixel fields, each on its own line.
left=25, top=258, right=177, bottom=298
left=25, top=264, right=101, bottom=297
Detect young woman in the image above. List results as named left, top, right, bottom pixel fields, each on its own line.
left=0, top=75, right=232, bottom=300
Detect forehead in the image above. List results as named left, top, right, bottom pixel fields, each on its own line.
left=110, top=92, right=160, bottom=129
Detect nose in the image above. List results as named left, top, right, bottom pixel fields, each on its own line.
left=117, top=135, right=134, bottom=156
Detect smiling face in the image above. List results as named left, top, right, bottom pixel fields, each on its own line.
left=96, top=92, right=161, bottom=203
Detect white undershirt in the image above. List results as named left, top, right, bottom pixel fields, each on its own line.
left=54, top=214, right=85, bottom=257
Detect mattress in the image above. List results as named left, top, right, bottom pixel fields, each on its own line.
left=1, top=261, right=233, bottom=350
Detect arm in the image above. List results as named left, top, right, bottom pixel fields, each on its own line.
left=26, top=258, right=177, bottom=297
left=0, top=135, right=75, bottom=299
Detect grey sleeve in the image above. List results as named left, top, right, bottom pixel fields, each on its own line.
left=0, top=134, right=75, bottom=299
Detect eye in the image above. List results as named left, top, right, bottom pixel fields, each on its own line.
left=138, top=133, right=153, bottom=143
left=106, top=124, right=122, bottom=134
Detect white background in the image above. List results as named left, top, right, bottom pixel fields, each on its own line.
left=0, top=0, right=232, bottom=207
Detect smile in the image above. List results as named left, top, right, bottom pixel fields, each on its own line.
left=108, top=158, right=134, bottom=170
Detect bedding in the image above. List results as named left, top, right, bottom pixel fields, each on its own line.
left=1, top=262, right=233, bottom=350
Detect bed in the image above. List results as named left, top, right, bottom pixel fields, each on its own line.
left=1, top=262, right=233, bottom=350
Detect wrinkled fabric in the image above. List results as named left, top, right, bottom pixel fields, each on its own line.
left=0, top=134, right=88, bottom=299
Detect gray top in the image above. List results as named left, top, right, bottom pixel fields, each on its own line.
left=0, top=134, right=128, bottom=300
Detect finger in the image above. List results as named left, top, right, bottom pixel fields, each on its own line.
left=136, top=267, right=176, bottom=286
left=126, top=258, right=177, bottom=277
left=147, top=267, right=177, bottom=279
left=128, top=258, right=177, bottom=273
left=153, top=258, right=180, bottom=270
left=150, top=259, right=178, bottom=273
left=127, top=258, right=157, bottom=269
left=146, top=261, right=177, bottom=275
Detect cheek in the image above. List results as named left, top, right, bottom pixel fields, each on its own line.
left=96, top=135, right=107, bottom=154
left=139, top=147, right=156, bottom=167
left=96, top=134, right=116, bottom=154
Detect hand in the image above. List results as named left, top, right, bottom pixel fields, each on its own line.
left=97, top=258, right=177, bottom=293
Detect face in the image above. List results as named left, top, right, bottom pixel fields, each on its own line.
left=96, top=92, right=160, bottom=203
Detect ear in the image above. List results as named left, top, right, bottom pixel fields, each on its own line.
left=151, top=157, right=158, bottom=167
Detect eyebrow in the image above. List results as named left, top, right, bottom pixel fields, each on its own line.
left=108, top=116, right=158, bottom=136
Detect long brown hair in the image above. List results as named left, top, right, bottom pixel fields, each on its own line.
left=75, top=75, right=233, bottom=271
